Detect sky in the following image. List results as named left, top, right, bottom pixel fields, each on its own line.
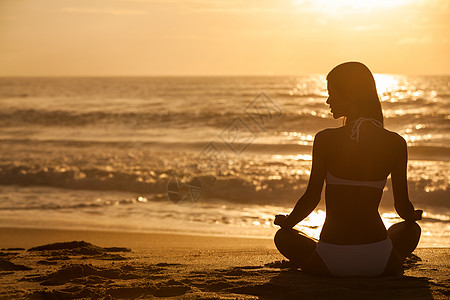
left=0, top=0, right=449, bottom=76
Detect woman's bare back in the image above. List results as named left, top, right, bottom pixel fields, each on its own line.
left=323, top=122, right=404, bottom=181
left=318, top=122, right=405, bottom=244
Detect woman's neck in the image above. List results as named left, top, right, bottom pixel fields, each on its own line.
left=344, top=116, right=361, bottom=125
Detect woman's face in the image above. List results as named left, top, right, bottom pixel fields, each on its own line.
left=326, top=81, right=348, bottom=119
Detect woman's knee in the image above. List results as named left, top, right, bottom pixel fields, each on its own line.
left=274, top=228, right=317, bottom=253
left=409, top=221, right=422, bottom=242
left=388, top=221, right=421, bottom=258
left=388, top=221, right=421, bottom=237
left=412, top=221, right=421, bottom=235
left=274, top=228, right=291, bottom=248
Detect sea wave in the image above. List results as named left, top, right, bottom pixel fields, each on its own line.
left=1, top=188, right=448, bottom=225
left=0, top=138, right=448, bottom=161
left=1, top=108, right=448, bottom=130
left=0, top=160, right=447, bottom=208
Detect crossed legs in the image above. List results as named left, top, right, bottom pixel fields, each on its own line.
left=274, top=221, right=421, bottom=276
left=382, top=221, right=421, bottom=275
left=273, top=228, right=331, bottom=276
left=387, top=221, right=421, bottom=260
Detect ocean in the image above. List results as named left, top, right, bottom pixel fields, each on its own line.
left=0, top=75, right=448, bottom=247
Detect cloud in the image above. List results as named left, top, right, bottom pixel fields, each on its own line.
left=352, top=25, right=381, bottom=31
left=181, top=7, right=297, bottom=15
left=62, top=7, right=147, bottom=16
left=162, top=34, right=228, bottom=41
left=397, top=36, right=434, bottom=45
left=112, top=0, right=231, bottom=3
left=112, top=0, right=292, bottom=15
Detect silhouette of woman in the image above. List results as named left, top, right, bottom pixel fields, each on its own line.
left=274, top=62, right=422, bottom=277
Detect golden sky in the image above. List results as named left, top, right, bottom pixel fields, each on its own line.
left=0, top=0, right=449, bottom=76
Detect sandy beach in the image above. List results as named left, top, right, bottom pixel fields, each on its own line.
left=0, top=227, right=448, bottom=299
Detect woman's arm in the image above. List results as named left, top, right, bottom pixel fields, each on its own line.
left=275, top=131, right=327, bottom=228
left=391, top=136, right=422, bottom=222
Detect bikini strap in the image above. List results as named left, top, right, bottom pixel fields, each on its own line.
left=350, top=117, right=382, bottom=143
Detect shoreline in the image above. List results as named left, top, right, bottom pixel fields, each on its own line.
left=1, top=225, right=447, bottom=249
left=0, top=226, right=448, bottom=299
left=0, top=226, right=276, bottom=250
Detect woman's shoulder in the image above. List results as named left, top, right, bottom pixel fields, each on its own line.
left=313, top=128, right=342, bottom=146
left=381, top=128, right=407, bottom=146
left=315, top=127, right=346, bottom=140
left=316, top=127, right=341, bottom=136
left=314, top=128, right=335, bottom=140
left=390, top=132, right=409, bottom=157
left=314, top=126, right=407, bottom=148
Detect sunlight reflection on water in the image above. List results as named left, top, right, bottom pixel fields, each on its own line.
left=374, top=74, right=400, bottom=96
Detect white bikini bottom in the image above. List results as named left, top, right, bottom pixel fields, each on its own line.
left=316, top=237, right=393, bottom=277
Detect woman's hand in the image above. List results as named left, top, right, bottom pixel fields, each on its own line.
left=405, top=209, right=423, bottom=222
left=413, top=209, right=423, bottom=221
left=274, top=214, right=289, bottom=228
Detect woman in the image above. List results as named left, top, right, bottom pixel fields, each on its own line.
left=274, top=62, right=422, bottom=277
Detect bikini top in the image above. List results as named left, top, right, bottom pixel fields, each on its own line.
left=350, top=117, right=383, bottom=143
left=326, top=117, right=387, bottom=190
left=326, top=171, right=387, bottom=190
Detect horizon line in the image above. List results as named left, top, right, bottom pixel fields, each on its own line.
left=0, top=73, right=449, bottom=78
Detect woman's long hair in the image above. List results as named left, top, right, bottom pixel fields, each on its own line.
left=326, top=62, right=384, bottom=126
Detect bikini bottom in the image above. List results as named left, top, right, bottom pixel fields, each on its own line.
left=315, top=237, right=393, bottom=277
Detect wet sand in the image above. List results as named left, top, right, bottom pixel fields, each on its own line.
left=0, top=227, right=448, bottom=299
